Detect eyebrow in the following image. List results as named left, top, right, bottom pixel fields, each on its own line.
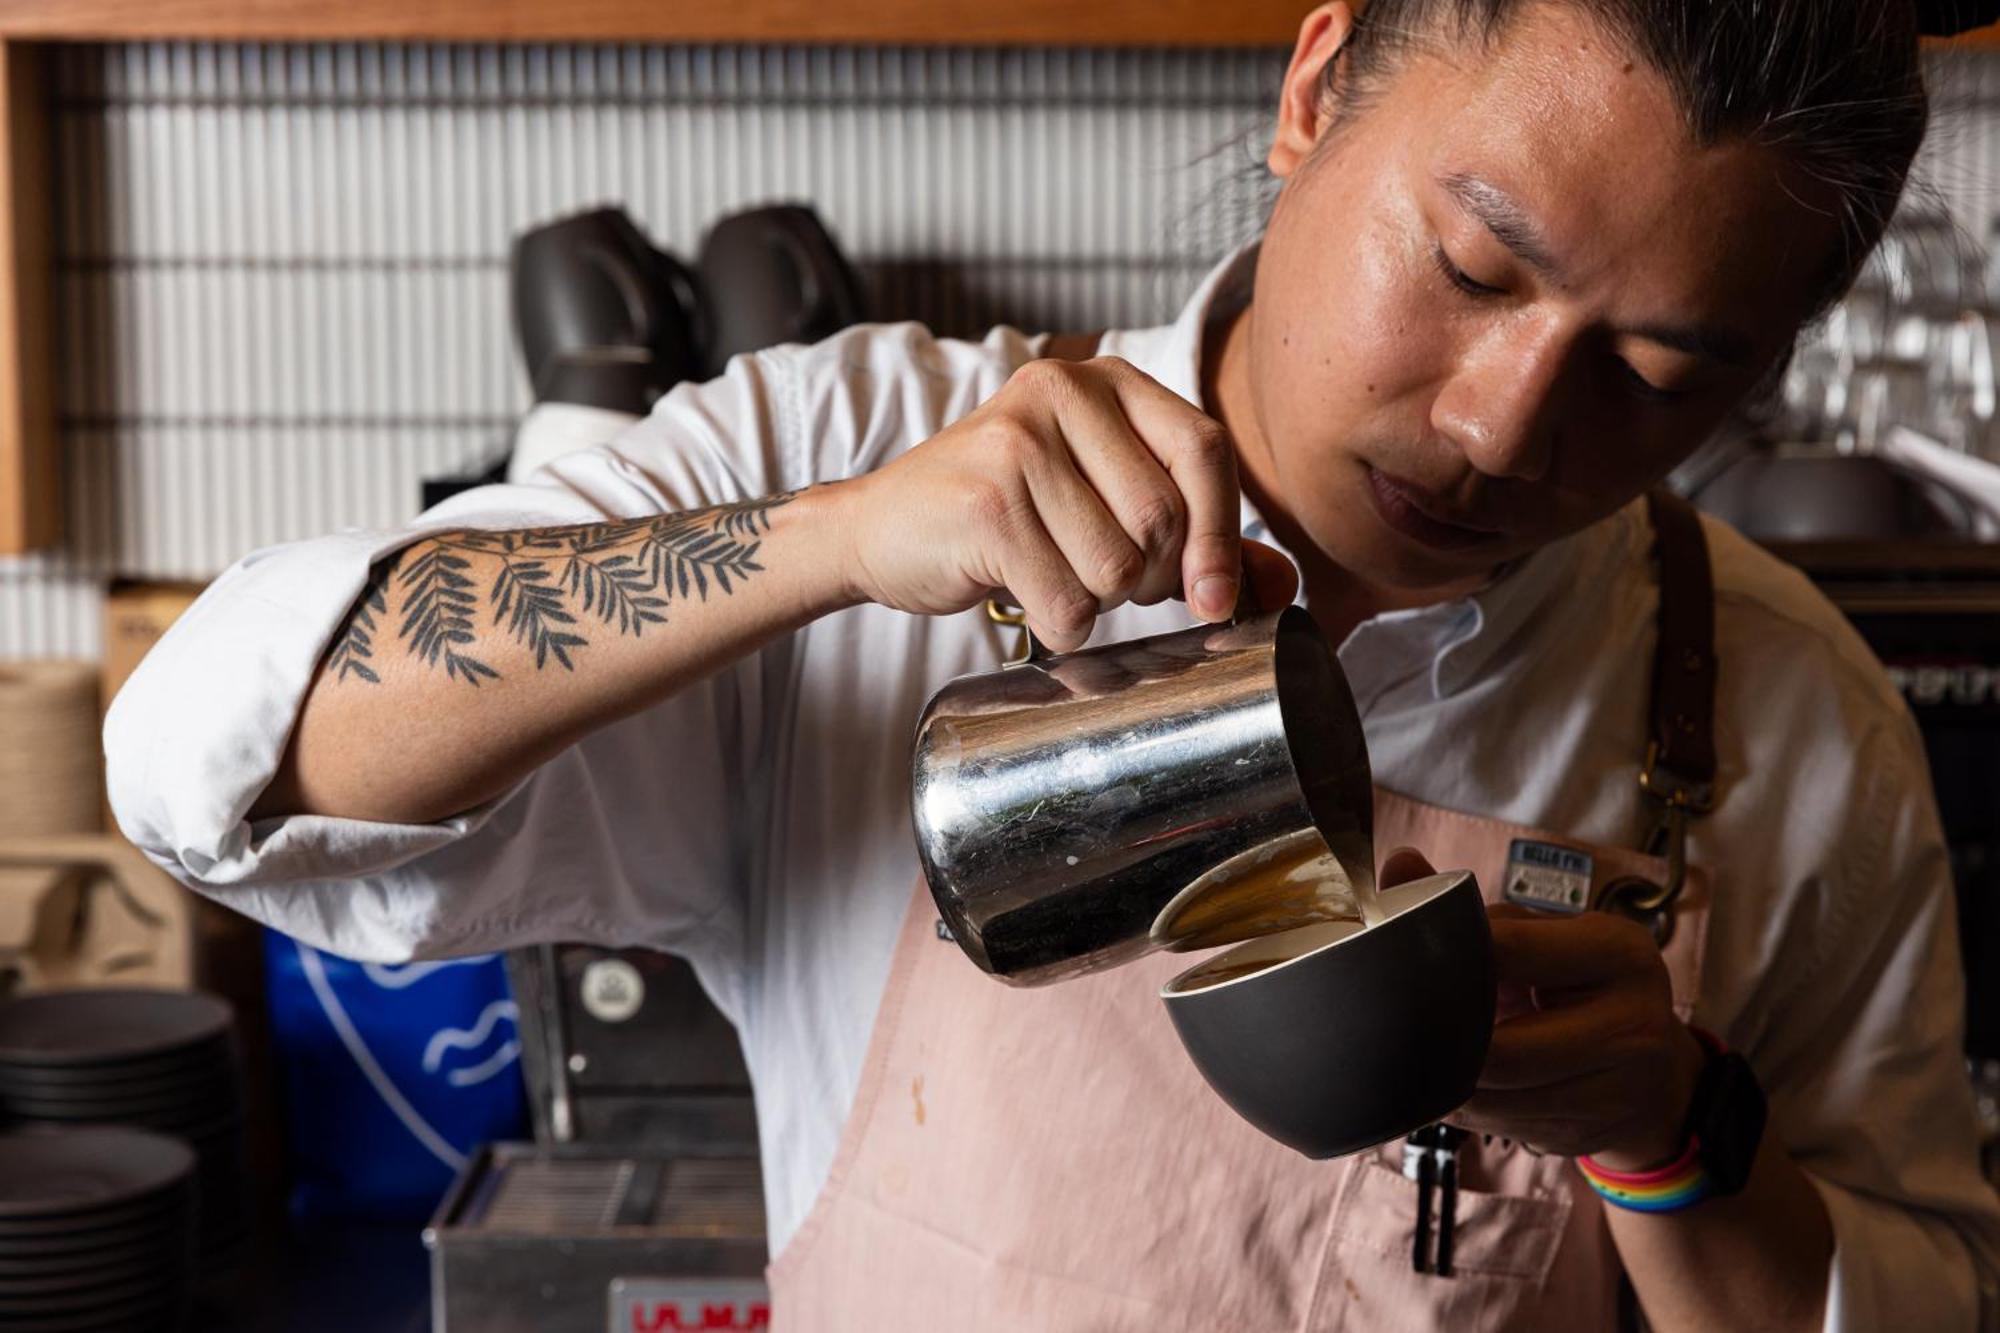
left=1443, top=172, right=1563, bottom=278
left=1440, top=171, right=1757, bottom=370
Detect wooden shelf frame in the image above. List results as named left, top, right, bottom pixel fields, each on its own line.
left=0, top=0, right=1314, bottom=47
left=0, top=38, right=52, bottom=556
left=0, top=1, right=1989, bottom=48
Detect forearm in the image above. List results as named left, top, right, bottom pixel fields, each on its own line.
left=1607, top=1133, right=1833, bottom=1332
left=253, top=483, right=861, bottom=824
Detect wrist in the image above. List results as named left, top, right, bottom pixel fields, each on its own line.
left=1582, top=1025, right=1768, bottom=1215
left=1588, top=1024, right=1710, bottom=1173
left=788, top=480, right=875, bottom=617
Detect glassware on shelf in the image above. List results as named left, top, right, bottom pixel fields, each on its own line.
left=1844, top=356, right=1932, bottom=455
left=1874, top=212, right=1979, bottom=307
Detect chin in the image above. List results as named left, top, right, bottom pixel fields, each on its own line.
left=1329, top=526, right=1495, bottom=593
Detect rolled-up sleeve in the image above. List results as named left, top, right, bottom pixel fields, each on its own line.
left=105, top=347, right=800, bottom=970
left=1751, top=720, right=2000, bottom=1331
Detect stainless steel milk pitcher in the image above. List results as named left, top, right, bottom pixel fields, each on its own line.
left=911, top=606, right=1376, bottom=987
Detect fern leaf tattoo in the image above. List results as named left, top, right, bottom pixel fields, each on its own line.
left=331, top=492, right=795, bottom=687
left=326, top=553, right=397, bottom=684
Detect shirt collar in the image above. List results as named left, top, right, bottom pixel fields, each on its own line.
left=1107, top=241, right=1259, bottom=409
left=1105, top=242, right=1606, bottom=703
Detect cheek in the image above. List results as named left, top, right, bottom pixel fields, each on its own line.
left=1540, top=407, right=1712, bottom=509
left=1255, top=210, right=1443, bottom=436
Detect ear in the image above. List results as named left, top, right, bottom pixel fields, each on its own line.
left=1270, top=3, right=1360, bottom=179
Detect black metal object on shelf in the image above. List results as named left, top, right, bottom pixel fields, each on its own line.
left=505, top=945, right=756, bottom=1156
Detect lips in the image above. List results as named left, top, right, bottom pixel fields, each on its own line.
left=1363, top=468, right=1503, bottom=553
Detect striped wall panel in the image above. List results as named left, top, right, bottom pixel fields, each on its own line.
left=5, top=42, right=1999, bottom=659
left=4, top=41, right=1289, bottom=659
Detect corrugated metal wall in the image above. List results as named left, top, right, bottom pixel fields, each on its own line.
left=2, top=41, right=1289, bottom=658
left=3, top=42, right=1998, bottom=659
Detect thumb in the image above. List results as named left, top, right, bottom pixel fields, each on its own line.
left=1378, top=845, right=1437, bottom=889
left=1241, top=539, right=1300, bottom=613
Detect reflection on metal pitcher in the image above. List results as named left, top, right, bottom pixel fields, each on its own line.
left=911, top=607, right=1375, bottom=986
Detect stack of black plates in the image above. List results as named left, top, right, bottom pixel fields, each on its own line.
left=0, top=1126, right=196, bottom=1331
left=0, top=991, right=249, bottom=1272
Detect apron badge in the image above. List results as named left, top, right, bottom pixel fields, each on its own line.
left=1503, top=840, right=1593, bottom=915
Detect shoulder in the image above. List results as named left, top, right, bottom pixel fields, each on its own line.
left=1690, top=511, right=1932, bottom=892
left=756, top=320, right=1054, bottom=483
left=1698, top=513, right=1910, bottom=733
left=784, top=319, right=1047, bottom=388
left=568, top=321, right=1052, bottom=503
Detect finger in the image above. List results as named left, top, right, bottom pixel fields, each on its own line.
left=1451, top=1069, right=1663, bottom=1158
left=1489, top=913, right=1655, bottom=991
left=989, top=501, right=1100, bottom=654
left=1049, top=397, right=1191, bottom=607
left=1494, top=979, right=1537, bottom=1024
left=1241, top=539, right=1300, bottom=612
left=1091, top=360, right=1243, bottom=622
left=1456, top=1070, right=1627, bottom=1132
left=1477, top=999, right=1630, bottom=1090
left=1469, top=1058, right=1649, bottom=1108
left=1015, top=441, right=1150, bottom=612
left=1378, top=846, right=1436, bottom=889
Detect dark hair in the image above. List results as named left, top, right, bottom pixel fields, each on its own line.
left=1320, top=0, right=1932, bottom=316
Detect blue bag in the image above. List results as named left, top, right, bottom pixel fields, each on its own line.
left=264, top=934, right=529, bottom=1221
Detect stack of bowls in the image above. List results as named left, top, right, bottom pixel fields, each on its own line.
left=0, top=990, right=249, bottom=1273
left=0, top=1126, right=197, bottom=1331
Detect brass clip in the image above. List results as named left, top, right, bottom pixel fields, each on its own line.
left=984, top=597, right=1037, bottom=666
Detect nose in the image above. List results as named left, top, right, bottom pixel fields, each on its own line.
left=1429, top=317, right=1569, bottom=483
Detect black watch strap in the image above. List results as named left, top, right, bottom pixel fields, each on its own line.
left=1686, top=1034, right=1767, bottom=1197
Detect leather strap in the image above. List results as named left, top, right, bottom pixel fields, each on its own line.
left=1643, top=489, right=1718, bottom=804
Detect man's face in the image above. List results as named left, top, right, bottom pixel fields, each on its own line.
left=1245, top=3, right=1842, bottom=592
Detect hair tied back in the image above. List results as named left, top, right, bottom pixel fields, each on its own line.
left=1915, top=0, right=2000, bottom=36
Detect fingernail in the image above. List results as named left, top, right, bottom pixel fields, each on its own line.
left=1193, top=575, right=1234, bottom=620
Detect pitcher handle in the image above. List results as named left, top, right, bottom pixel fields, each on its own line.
left=985, top=597, right=1046, bottom=666
left=985, top=556, right=1262, bottom=667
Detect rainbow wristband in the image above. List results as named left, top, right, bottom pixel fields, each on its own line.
left=1576, top=1137, right=1711, bottom=1214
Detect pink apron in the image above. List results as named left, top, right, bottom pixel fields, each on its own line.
left=768, top=482, right=1719, bottom=1329
left=766, top=803, right=1710, bottom=1330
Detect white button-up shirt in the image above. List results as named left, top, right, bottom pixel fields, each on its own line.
left=107, top=249, right=2000, bottom=1327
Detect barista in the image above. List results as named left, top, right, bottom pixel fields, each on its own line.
left=109, top=2, right=2000, bottom=1328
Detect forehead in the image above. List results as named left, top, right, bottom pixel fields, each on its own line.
left=1368, top=5, right=1841, bottom=329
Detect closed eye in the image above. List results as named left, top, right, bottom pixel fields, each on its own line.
left=1432, top=246, right=1504, bottom=299
left=1615, top=358, right=1687, bottom=405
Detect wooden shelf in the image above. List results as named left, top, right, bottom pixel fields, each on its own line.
left=0, top=1, right=1988, bottom=47
left=0, top=40, right=53, bottom=555
left=0, top=0, right=1305, bottom=46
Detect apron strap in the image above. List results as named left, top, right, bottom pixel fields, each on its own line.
left=1642, top=489, right=1719, bottom=812
left=1614, top=489, right=1716, bottom=1333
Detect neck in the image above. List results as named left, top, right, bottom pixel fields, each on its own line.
left=1203, top=298, right=1493, bottom=644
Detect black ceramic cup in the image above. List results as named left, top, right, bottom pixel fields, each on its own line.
left=1161, top=871, right=1496, bottom=1159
